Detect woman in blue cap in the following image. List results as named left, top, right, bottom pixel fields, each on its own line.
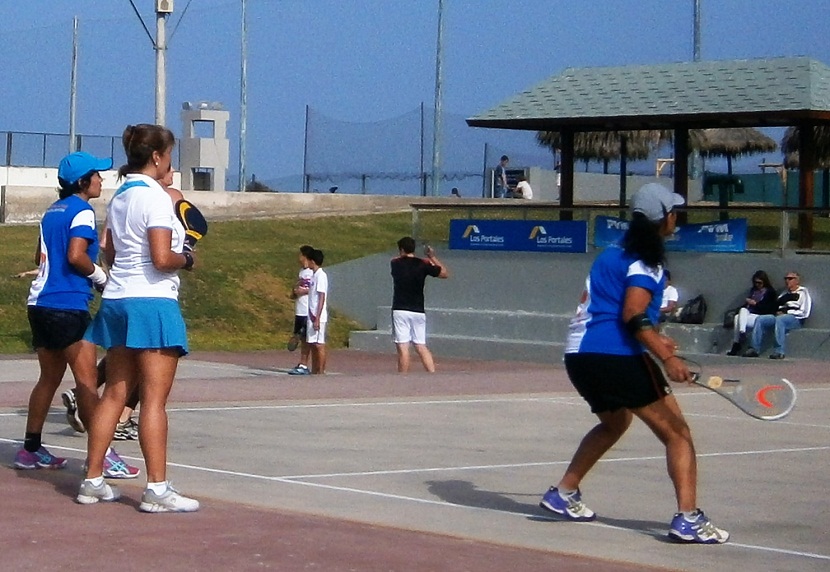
left=539, top=183, right=729, bottom=544
left=14, top=152, right=139, bottom=480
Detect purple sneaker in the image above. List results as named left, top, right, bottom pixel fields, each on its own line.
left=539, top=487, right=596, bottom=521
left=14, top=446, right=67, bottom=470
left=668, top=510, right=729, bottom=544
left=103, top=448, right=141, bottom=479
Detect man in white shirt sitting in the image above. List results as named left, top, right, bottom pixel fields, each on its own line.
left=514, top=175, right=533, bottom=199
left=659, top=270, right=679, bottom=322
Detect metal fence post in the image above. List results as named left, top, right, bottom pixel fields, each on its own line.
left=779, top=210, right=789, bottom=253
left=411, top=206, right=420, bottom=242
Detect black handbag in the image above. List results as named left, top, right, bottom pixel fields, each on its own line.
left=722, top=307, right=740, bottom=329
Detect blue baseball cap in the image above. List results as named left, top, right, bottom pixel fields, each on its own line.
left=57, top=152, right=113, bottom=185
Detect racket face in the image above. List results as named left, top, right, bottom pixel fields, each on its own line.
left=712, top=377, right=797, bottom=420
left=176, top=200, right=208, bottom=239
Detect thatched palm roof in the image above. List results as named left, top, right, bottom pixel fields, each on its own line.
left=781, top=126, right=830, bottom=169
left=687, top=127, right=777, bottom=175
left=536, top=130, right=661, bottom=161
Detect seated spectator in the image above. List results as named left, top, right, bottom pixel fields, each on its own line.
left=726, top=270, right=777, bottom=356
left=513, top=176, right=533, bottom=199
left=659, top=270, right=679, bottom=322
left=743, top=271, right=812, bottom=360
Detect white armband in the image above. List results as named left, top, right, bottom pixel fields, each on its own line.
left=87, top=264, right=107, bottom=286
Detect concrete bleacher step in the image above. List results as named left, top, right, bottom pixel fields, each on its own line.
left=661, top=323, right=830, bottom=360
left=352, top=308, right=830, bottom=362
left=348, top=329, right=566, bottom=364
left=372, top=306, right=574, bottom=343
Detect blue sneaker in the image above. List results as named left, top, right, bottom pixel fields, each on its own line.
left=668, top=510, right=729, bottom=544
left=539, top=487, right=596, bottom=521
left=287, top=364, right=310, bottom=376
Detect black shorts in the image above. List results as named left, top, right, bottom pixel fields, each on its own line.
left=564, top=352, right=672, bottom=414
left=28, top=306, right=91, bottom=351
left=293, top=315, right=308, bottom=337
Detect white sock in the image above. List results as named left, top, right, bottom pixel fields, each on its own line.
left=558, top=487, right=577, bottom=497
left=147, top=481, right=169, bottom=495
left=86, top=476, right=105, bottom=487
left=682, top=510, right=699, bottom=521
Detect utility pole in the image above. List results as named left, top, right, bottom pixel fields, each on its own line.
left=239, top=0, right=248, bottom=191
left=69, top=16, right=79, bottom=152
left=693, top=0, right=701, bottom=61
left=431, top=0, right=445, bottom=197
left=155, top=4, right=170, bottom=126
left=690, top=0, right=702, bottom=179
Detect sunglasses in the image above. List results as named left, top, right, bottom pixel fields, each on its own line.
left=753, top=281, right=763, bottom=285
left=784, top=276, right=798, bottom=281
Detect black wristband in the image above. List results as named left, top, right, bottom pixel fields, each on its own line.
left=182, top=251, right=194, bottom=271
left=625, top=312, right=654, bottom=335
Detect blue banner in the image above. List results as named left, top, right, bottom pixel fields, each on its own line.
left=449, top=219, right=588, bottom=253
left=594, top=216, right=748, bottom=252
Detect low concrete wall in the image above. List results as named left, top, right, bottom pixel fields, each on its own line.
left=0, top=185, right=449, bottom=224
left=328, top=249, right=830, bottom=331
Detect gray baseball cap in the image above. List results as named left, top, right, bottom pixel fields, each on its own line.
left=630, top=183, right=685, bottom=222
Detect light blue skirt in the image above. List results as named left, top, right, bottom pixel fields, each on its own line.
left=85, top=298, right=188, bottom=356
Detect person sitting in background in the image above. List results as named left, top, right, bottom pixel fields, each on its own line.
left=658, top=270, right=678, bottom=322
left=726, top=270, right=777, bottom=356
left=514, top=175, right=533, bottom=199
left=743, top=271, right=812, bottom=360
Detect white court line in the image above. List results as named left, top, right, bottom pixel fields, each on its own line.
left=271, top=479, right=830, bottom=563
left=165, top=396, right=584, bottom=413
left=278, top=446, right=830, bottom=479
left=1, top=441, right=827, bottom=562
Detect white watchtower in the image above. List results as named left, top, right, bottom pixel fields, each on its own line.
left=180, top=101, right=230, bottom=191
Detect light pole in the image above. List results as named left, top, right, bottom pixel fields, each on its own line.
left=154, top=3, right=171, bottom=126
left=69, top=16, right=79, bottom=152
left=239, top=0, right=248, bottom=191
left=431, top=0, right=446, bottom=197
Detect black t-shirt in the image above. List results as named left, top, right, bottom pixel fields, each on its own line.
left=391, top=256, right=441, bottom=313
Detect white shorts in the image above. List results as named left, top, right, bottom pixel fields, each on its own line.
left=306, top=321, right=327, bottom=344
left=392, top=310, right=427, bottom=345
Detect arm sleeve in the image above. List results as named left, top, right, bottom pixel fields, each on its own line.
left=756, top=289, right=778, bottom=314
left=425, top=260, right=442, bottom=277
left=141, top=189, right=174, bottom=230
left=68, top=208, right=97, bottom=242
left=316, top=272, right=329, bottom=294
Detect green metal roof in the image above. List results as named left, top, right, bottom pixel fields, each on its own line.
left=467, top=57, right=830, bottom=131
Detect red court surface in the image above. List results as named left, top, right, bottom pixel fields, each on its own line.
left=1, top=350, right=829, bottom=571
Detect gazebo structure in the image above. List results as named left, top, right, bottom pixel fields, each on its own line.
left=467, top=57, right=830, bottom=248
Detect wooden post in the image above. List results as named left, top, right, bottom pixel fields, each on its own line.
left=559, top=129, right=574, bottom=221
left=619, top=136, right=628, bottom=219
left=674, top=128, right=689, bottom=226
left=798, top=125, right=815, bottom=249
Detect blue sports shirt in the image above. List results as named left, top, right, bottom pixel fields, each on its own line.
left=565, top=244, right=665, bottom=355
left=27, top=195, right=99, bottom=311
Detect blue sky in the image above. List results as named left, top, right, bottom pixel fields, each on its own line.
left=2, top=1, right=829, bottom=190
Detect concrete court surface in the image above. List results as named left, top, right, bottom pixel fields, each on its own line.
left=0, top=349, right=828, bottom=572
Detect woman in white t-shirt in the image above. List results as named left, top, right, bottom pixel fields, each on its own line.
left=78, top=124, right=199, bottom=513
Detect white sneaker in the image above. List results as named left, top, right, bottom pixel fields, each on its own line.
left=139, top=483, right=200, bottom=513
left=76, top=480, right=121, bottom=504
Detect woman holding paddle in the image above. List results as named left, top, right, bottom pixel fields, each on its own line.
left=539, top=183, right=729, bottom=544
